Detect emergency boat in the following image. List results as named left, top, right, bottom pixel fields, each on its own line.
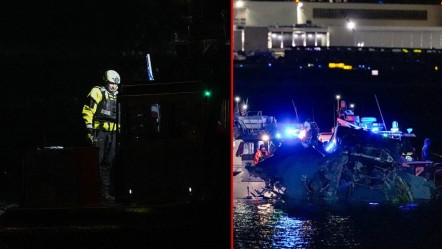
left=233, top=101, right=283, bottom=199
left=233, top=100, right=323, bottom=199
left=243, top=100, right=439, bottom=204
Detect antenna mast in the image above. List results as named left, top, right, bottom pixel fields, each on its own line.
left=292, top=100, right=300, bottom=124
left=374, top=95, right=387, bottom=131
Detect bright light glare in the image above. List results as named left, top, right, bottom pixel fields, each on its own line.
left=347, top=21, right=355, bottom=30
left=298, top=130, right=307, bottom=139
left=325, top=139, right=336, bottom=153
left=235, top=96, right=240, bottom=102
left=285, top=128, right=298, bottom=136
left=235, top=0, right=245, bottom=8
left=262, top=134, right=270, bottom=141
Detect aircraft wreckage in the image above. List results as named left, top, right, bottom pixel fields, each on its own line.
left=235, top=102, right=439, bottom=205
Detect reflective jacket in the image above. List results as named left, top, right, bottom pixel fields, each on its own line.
left=82, top=86, right=118, bottom=131
left=253, top=148, right=270, bottom=165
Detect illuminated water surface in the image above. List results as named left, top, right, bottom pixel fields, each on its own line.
left=234, top=199, right=442, bottom=249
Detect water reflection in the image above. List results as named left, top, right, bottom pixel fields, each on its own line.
left=234, top=199, right=361, bottom=248
left=234, top=199, right=442, bottom=249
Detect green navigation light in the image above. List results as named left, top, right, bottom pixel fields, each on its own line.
left=204, top=90, right=211, bottom=97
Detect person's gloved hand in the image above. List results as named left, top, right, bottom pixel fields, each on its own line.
left=86, top=128, right=97, bottom=145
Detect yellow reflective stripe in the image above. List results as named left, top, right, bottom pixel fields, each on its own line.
left=93, top=121, right=118, bottom=131
left=103, top=122, right=117, bottom=131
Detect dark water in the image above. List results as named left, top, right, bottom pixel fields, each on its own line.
left=0, top=202, right=230, bottom=249
left=234, top=199, right=442, bottom=249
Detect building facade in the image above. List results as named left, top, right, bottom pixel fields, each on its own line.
left=234, top=1, right=442, bottom=53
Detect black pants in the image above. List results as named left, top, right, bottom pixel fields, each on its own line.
left=96, top=130, right=116, bottom=198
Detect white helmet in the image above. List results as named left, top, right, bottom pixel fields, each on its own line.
left=103, top=70, right=121, bottom=84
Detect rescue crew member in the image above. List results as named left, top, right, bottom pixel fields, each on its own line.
left=82, top=70, right=120, bottom=204
left=253, top=144, right=270, bottom=165
left=305, top=121, right=319, bottom=146
left=338, top=100, right=354, bottom=120
left=422, top=138, right=432, bottom=161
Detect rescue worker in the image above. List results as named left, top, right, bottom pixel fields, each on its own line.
left=253, top=144, right=270, bottom=165
left=82, top=70, right=120, bottom=204
left=338, top=100, right=354, bottom=120
left=422, top=138, right=432, bottom=161
left=305, top=121, right=319, bottom=146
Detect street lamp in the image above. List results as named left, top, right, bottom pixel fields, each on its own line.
left=335, top=95, right=341, bottom=126
left=336, top=95, right=341, bottom=112
left=242, top=103, right=248, bottom=116
left=347, top=21, right=355, bottom=30
left=234, top=0, right=245, bottom=9
left=235, top=96, right=240, bottom=115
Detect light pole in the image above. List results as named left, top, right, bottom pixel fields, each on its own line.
left=335, top=95, right=341, bottom=126
left=234, top=0, right=245, bottom=9
left=345, top=16, right=356, bottom=46
left=235, top=96, right=240, bottom=115
left=242, top=104, right=248, bottom=116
